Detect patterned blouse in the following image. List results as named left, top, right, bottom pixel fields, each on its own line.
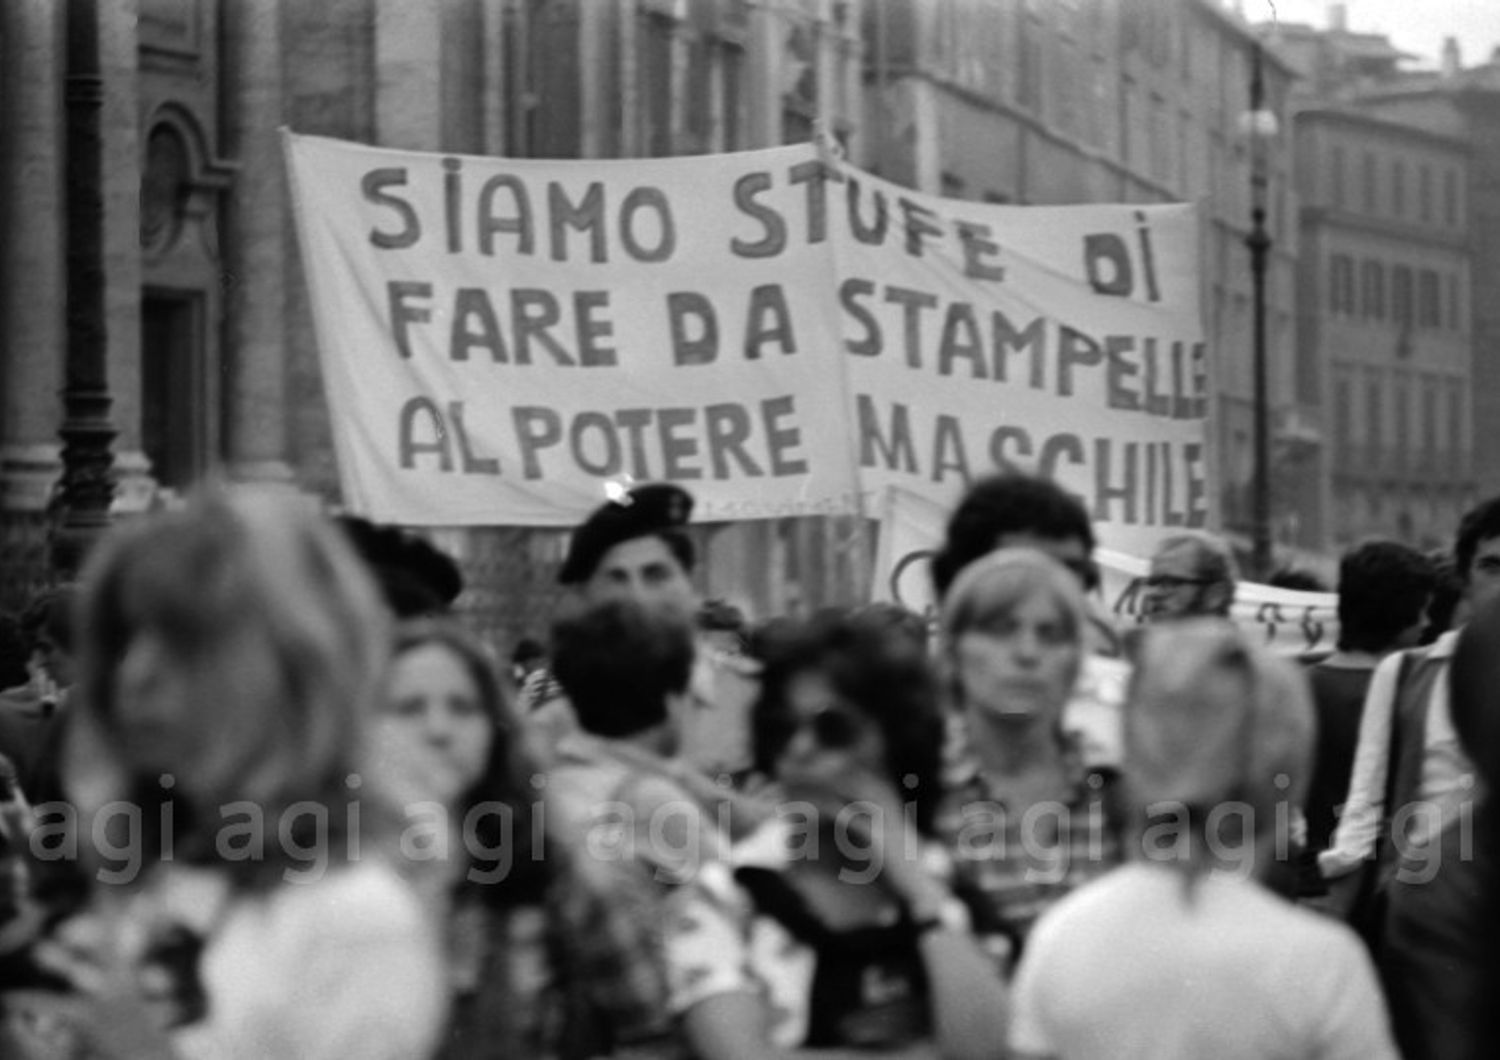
left=664, top=821, right=970, bottom=1052
left=936, top=745, right=1122, bottom=975
left=438, top=850, right=680, bottom=1060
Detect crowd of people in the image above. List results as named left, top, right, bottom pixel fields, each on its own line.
left=0, top=472, right=1495, bottom=1059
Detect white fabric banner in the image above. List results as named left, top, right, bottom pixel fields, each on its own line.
left=284, top=133, right=859, bottom=525
left=871, top=486, right=1339, bottom=656
left=285, top=133, right=1213, bottom=544
left=830, top=160, right=1209, bottom=558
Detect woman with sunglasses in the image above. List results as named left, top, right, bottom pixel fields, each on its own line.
left=372, top=619, right=676, bottom=1060
left=935, top=549, right=1123, bottom=976
left=665, top=612, right=1006, bottom=1060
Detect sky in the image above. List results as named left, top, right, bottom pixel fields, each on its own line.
left=1245, top=0, right=1500, bottom=69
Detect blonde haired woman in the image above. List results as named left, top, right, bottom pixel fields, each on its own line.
left=4, top=490, right=444, bottom=1059
left=1008, top=621, right=1397, bottom=1060
left=935, top=549, right=1122, bottom=974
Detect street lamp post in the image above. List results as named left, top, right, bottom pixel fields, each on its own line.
left=1245, top=41, right=1277, bottom=582
left=53, top=0, right=116, bottom=581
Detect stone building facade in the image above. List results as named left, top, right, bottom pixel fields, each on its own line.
left=6, top=0, right=1422, bottom=645
left=0, top=0, right=870, bottom=645
left=861, top=0, right=1307, bottom=554
left=1294, top=108, right=1475, bottom=549
left=1347, top=65, right=1500, bottom=503
left=1275, top=14, right=1496, bottom=536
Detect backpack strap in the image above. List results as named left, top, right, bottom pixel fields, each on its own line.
left=1373, top=646, right=1426, bottom=874
left=1381, top=650, right=1419, bottom=813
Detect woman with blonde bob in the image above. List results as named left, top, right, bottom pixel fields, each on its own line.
left=935, top=549, right=1122, bottom=973
left=1007, top=620, right=1397, bottom=1060
left=4, top=490, right=444, bottom=1059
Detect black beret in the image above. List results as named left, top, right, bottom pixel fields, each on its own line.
left=335, top=515, right=464, bottom=618
left=558, top=484, right=694, bottom=586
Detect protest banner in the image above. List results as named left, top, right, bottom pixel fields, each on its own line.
left=872, top=485, right=1337, bottom=656
left=285, top=133, right=1213, bottom=546
left=283, top=132, right=862, bottom=525
left=826, top=156, right=1209, bottom=559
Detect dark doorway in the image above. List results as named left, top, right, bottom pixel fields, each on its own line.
left=141, top=289, right=207, bottom=492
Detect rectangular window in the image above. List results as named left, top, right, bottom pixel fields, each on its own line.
left=1393, top=266, right=1414, bottom=328
left=1330, top=145, right=1347, bottom=208
left=1016, top=10, right=1040, bottom=109
left=1419, top=270, right=1442, bottom=328
left=1329, top=254, right=1355, bottom=315
left=1121, top=77, right=1137, bottom=171
left=1179, top=8, right=1193, bottom=81
left=1419, top=164, right=1433, bottom=222
left=1422, top=378, right=1438, bottom=462
left=1056, top=38, right=1081, bottom=139
left=1444, top=169, right=1459, bottom=226
left=1178, top=111, right=1192, bottom=193
left=1449, top=380, right=1465, bottom=463
left=1394, top=375, right=1411, bottom=459
left=1086, top=57, right=1109, bottom=150
left=1362, top=260, right=1385, bottom=319
left=1366, top=375, right=1383, bottom=451
left=1363, top=151, right=1378, bottom=213
left=642, top=12, right=676, bottom=157
left=1334, top=373, right=1353, bottom=458
left=1392, top=160, right=1406, bottom=216
left=1153, top=5, right=1172, bottom=67
left=720, top=41, right=744, bottom=151
left=682, top=33, right=714, bottom=154
left=1447, top=272, right=1461, bottom=330
left=1149, top=94, right=1171, bottom=181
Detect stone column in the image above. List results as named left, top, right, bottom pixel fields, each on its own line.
left=375, top=0, right=442, bottom=150
left=99, top=0, right=147, bottom=514
left=222, top=0, right=293, bottom=484
left=745, top=0, right=783, bottom=150
left=52, top=0, right=123, bottom=579
left=578, top=0, right=607, bottom=159
left=0, top=0, right=67, bottom=515
left=480, top=0, right=508, bottom=155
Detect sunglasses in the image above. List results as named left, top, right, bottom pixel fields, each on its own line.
left=767, top=705, right=866, bottom=752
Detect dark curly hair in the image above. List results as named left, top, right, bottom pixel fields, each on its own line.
left=931, top=473, right=1095, bottom=600
left=1335, top=541, right=1435, bottom=654
left=753, top=611, right=945, bottom=835
left=550, top=598, right=695, bottom=739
